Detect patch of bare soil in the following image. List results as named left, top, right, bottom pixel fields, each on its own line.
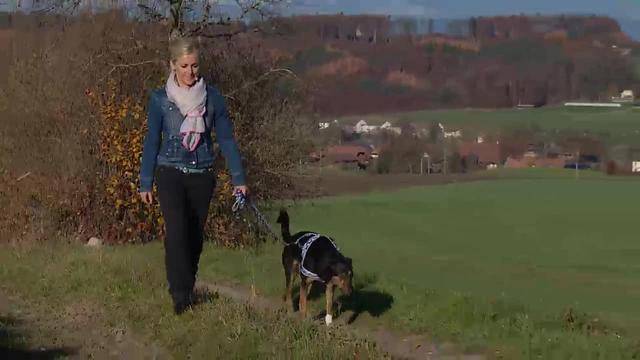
left=0, top=291, right=169, bottom=359
left=197, top=281, right=484, bottom=360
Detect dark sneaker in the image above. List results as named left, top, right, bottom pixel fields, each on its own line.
left=173, top=299, right=192, bottom=315
left=172, top=291, right=194, bottom=315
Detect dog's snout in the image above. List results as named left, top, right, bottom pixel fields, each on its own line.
left=345, top=287, right=353, bottom=296
left=342, top=283, right=353, bottom=296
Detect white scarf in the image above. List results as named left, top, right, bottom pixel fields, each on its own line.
left=165, top=71, right=207, bottom=152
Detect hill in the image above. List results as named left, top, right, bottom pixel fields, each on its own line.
left=258, top=14, right=639, bottom=116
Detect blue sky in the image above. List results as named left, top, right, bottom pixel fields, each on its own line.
left=4, top=0, right=640, bottom=22
left=282, top=0, right=640, bottom=20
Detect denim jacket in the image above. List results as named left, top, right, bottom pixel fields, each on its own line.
left=138, top=85, right=246, bottom=192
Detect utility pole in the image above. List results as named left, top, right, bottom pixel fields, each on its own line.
left=575, top=150, right=580, bottom=180
left=443, top=143, right=448, bottom=176
left=422, top=153, right=431, bottom=176
left=438, top=122, right=447, bottom=176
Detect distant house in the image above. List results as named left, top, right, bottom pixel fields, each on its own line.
left=323, top=144, right=372, bottom=164
left=354, top=120, right=379, bottom=134
left=444, top=130, right=462, bottom=139
left=459, top=142, right=502, bottom=169
left=621, top=90, right=634, bottom=99
left=318, top=119, right=339, bottom=130
left=438, top=122, right=462, bottom=139
left=380, top=121, right=402, bottom=135
left=611, top=89, right=635, bottom=103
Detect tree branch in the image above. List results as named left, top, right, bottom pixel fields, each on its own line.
left=99, top=60, right=161, bottom=83
left=226, top=68, right=297, bottom=97
left=137, top=4, right=166, bottom=22
left=196, top=26, right=263, bottom=39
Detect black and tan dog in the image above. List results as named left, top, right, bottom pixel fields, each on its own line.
left=276, top=209, right=353, bottom=325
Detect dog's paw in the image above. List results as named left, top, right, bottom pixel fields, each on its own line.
left=325, top=314, right=333, bottom=326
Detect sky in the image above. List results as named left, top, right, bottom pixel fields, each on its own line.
left=282, top=0, right=640, bottom=20
left=3, top=0, right=640, bottom=20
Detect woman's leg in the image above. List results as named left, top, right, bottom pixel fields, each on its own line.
left=156, top=167, right=193, bottom=310
left=184, top=171, right=216, bottom=290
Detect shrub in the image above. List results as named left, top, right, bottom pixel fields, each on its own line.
left=1, top=12, right=312, bottom=246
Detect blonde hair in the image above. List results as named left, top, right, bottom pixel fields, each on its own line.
left=169, top=36, right=199, bottom=63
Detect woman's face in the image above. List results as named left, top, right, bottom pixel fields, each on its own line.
left=171, top=52, right=200, bottom=87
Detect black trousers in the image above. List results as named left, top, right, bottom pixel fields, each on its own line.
left=156, top=166, right=215, bottom=303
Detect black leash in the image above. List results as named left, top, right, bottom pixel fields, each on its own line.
left=232, top=191, right=278, bottom=241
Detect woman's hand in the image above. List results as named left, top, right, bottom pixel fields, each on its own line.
left=233, top=186, right=249, bottom=196
left=140, top=191, right=153, bottom=205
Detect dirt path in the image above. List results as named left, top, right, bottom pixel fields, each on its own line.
left=1, top=278, right=483, bottom=359
left=0, top=290, right=170, bottom=359
left=198, top=281, right=484, bottom=360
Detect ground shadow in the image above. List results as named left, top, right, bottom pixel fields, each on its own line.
left=291, top=272, right=394, bottom=322
left=0, top=316, right=76, bottom=359
left=339, top=290, right=394, bottom=324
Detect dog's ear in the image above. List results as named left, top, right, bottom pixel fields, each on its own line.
left=345, top=257, right=353, bottom=269
left=331, top=258, right=352, bottom=275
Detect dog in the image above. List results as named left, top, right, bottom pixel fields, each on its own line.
left=276, top=209, right=353, bottom=325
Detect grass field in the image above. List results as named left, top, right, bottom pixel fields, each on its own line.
left=3, top=169, right=640, bottom=358
left=337, top=106, right=640, bottom=144
left=0, top=243, right=380, bottom=359
left=198, top=170, right=640, bottom=358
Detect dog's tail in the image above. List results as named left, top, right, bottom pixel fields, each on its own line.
left=276, top=208, right=293, bottom=244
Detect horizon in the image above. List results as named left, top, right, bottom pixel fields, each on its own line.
left=4, top=0, right=640, bottom=19
left=281, top=0, right=640, bottom=20
left=3, top=0, right=640, bottom=40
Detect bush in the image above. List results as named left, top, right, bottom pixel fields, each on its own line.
left=1, top=12, right=312, bottom=246
left=376, top=134, right=428, bottom=174
left=376, top=153, right=392, bottom=174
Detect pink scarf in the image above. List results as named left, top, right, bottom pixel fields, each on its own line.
left=165, top=71, right=207, bottom=152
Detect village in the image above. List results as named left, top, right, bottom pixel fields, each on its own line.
left=314, top=100, right=640, bottom=176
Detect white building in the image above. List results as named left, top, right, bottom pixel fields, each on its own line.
left=354, top=120, right=379, bottom=134
left=621, top=90, right=634, bottom=100
left=444, top=130, right=462, bottom=138
left=318, top=119, right=339, bottom=130
left=611, top=89, right=635, bottom=103
left=438, top=123, right=462, bottom=139
left=380, top=121, right=402, bottom=135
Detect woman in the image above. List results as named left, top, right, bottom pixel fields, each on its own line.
left=138, top=37, right=248, bottom=315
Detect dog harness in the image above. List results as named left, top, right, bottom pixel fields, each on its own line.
left=295, top=232, right=339, bottom=283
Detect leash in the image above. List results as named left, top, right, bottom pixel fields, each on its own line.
left=232, top=191, right=278, bottom=241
